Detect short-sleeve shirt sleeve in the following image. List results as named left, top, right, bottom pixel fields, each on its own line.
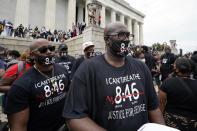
left=160, top=79, right=169, bottom=93
left=63, top=62, right=89, bottom=119
left=5, top=83, right=30, bottom=114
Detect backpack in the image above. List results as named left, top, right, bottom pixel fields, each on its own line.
left=1, top=61, right=26, bottom=113
left=16, top=61, right=26, bottom=76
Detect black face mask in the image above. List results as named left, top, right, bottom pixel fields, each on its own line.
left=109, top=40, right=130, bottom=57
left=26, top=57, right=35, bottom=65
left=59, top=51, right=68, bottom=59
left=87, top=52, right=94, bottom=58
left=34, top=54, right=55, bottom=66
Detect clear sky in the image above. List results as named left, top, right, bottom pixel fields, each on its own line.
left=125, top=0, right=197, bottom=54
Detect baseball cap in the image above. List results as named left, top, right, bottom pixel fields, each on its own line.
left=58, top=44, right=68, bottom=51
left=83, top=42, right=94, bottom=51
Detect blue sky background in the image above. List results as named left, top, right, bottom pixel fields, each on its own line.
left=125, top=0, right=197, bottom=54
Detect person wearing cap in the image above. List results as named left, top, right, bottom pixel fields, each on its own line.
left=71, top=41, right=95, bottom=79
left=56, top=43, right=76, bottom=78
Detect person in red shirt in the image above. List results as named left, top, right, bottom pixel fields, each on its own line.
left=0, top=49, right=34, bottom=93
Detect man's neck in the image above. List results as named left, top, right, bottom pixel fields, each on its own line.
left=84, top=55, right=88, bottom=60
left=177, top=73, right=190, bottom=78
left=104, top=51, right=125, bottom=68
left=35, top=63, right=53, bottom=72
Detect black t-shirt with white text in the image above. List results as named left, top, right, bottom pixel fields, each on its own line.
left=56, top=55, right=76, bottom=76
left=6, top=64, right=69, bottom=131
left=63, top=55, right=159, bottom=131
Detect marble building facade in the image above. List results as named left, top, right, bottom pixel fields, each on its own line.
left=0, top=0, right=145, bottom=45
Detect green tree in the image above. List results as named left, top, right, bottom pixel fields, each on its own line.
left=152, top=43, right=164, bottom=51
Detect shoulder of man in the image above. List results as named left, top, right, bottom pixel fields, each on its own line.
left=68, top=55, right=76, bottom=61
left=11, top=67, right=34, bottom=88
left=85, top=55, right=103, bottom=64
left=127, top=56, right=152, bottom=74
left=126, top=56, right=145, bottom=65
left=75, top=55, right=103, bottom=71
left=54, top=63, right=69, bottom=72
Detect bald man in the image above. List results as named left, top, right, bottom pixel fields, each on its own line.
left=63, top=22, right=165, bottom=131
left=6, top=39, right=70, bottom=131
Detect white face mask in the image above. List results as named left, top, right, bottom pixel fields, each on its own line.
left=140, top=58, right=146, bottom=63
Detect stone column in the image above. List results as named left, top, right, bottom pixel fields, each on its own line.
left=133, top=20, right=139, bottom=45
left=67, top=0, right=76, bottom=31
left=14, top=0, right=30, bottom=28
left=111, top=9, right=116, bottom=23
left=120, top=14, right=124, bottom=24
left=100, top=5, right=106, bottom=28
left=45, top=0, right=56, bottom=31
left=128, top=18, right=132, bottom=34
left=85, top=0, right=89, bottom=26
left=139, top=23, right=144, bottom=45
left=77, top=4, right=84, bottom=24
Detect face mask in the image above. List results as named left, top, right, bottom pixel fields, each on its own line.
left=109, top=40, right=130, bottom=57
left=26, top=57, right=34, bottom=65
left=34, top=54, right=55, bottom=66
left=140, top=58, right=146, bottom=63
left=87, top=52, right=94, bottom=58
left=60, top=52, right=68, bottom=59
left=8, top=56, right=14, bottom=61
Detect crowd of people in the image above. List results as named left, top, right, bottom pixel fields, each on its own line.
left=0, top=22, right=197, bottom=131
left=0, top=20, right=86, bottom=42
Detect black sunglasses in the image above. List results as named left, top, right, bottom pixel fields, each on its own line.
left=32, top=46, right=56, bottom=54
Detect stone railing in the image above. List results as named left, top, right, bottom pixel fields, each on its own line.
left=0, top=25, right=105, bottom=58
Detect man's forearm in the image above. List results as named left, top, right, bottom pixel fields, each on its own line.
left=0, top=85, right=11, bottom=93
left=67, top=117, right=106, bottom=131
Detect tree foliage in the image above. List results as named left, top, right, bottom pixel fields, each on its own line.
left=152, top=42, right=165, bottom=51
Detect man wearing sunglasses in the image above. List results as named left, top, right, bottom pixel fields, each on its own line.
left=56, top=44, right=76, bottom=78
left=63, top=22, right=165, bottom=131
left=6, top=39, right=70, bottom=131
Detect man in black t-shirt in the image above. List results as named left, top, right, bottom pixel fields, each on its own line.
left=63, top=22, right=165, bottom=131
left=160, top=46, right=177, bottom=81
left=141, top=46, right=157, bottom=73
left=71, top=41, right=95, bottom=79
left=56, top=43, right=76, bottom=78
left=5, top=39, right=70, bottom=131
